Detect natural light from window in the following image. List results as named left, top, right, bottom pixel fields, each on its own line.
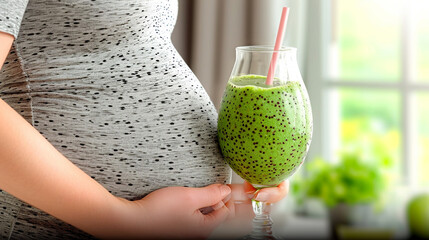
left=327, top=0, right=429, bottom=187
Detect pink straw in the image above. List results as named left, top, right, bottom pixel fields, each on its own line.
left=266, top=7, right=289, bottom=85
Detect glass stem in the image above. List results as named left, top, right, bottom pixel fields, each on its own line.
left=247, top=199, right=277, bottom=240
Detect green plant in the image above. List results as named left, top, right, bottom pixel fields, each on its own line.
left=292, top=153, right=389, bottom=208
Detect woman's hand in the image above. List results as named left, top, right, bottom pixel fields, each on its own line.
left=112, top=184, right=231, bottom=239
left=227, top=180, right=289, bottom=217
left=226, top=180, right=290, bottom=213
left=110, top=181, right=288, bottom=239
left=210, top=180, right=289, bottom=239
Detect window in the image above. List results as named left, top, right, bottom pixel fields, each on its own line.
left=307, top=0, right=429, bottom=187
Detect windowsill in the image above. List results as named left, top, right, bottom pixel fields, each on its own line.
left=273, top=213, right=330, bottom=239
left=226, top=174, right=420, bottom=239
left=274, top=186, right=417, bottom=240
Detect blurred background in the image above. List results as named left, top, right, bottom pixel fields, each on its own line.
left=172, top=0, right=429, bottom=239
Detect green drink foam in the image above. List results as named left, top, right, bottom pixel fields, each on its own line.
left=218, top=75, right=312, bottom=186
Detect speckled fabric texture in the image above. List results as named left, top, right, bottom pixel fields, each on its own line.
left=0, top=0, right=28, bottom=38
left=0, top=0, right=231, bottom=239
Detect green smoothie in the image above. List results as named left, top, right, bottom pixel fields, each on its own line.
left=218, top=75, right=312, bottom=186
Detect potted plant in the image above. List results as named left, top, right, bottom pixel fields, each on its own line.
left=292, top=153, right=391, bottom=239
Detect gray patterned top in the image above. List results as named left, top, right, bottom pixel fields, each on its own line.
left=0, top=0, right=231, bottom=239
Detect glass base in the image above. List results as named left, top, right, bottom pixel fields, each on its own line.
left=242, top=216, right=278, bottom=240
left=242, top=200, right=278, bottom=240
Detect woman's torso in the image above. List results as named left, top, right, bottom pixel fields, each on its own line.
left=0, top=0, right=230, bottom=238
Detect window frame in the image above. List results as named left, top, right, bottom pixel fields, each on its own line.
left=304, top=0, right=429, bottom=187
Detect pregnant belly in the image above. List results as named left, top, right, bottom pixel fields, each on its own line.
left=24, top=70, right=229, bottom=199
left=2, top=41, right=230, bottom=199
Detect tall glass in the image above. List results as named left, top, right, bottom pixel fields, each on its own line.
left=218, top=46, right=312, bottom=239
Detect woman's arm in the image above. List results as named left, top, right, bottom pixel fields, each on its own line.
left=0, top=33, right=124, bottom=237
left=0, top=97, right=123, bottom=237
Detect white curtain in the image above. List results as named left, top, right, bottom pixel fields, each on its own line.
left=172, top=0, right=308, bottom=109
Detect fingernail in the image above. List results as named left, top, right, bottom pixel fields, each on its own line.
left=255, top=192, right=269, bottom=202
left=220, top=185, right=231, bottom=196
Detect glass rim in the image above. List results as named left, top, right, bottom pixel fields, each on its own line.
left=236, top=45, right=297, bottom=53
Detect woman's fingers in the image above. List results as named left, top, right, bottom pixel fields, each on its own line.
left=227, top=184, right=252, bottom=203
left=203, top=202, right=230, bottom=228
left=190, top=184, right=231, bottom=209
left=228, top=180, right=290, bottom=204
left=243, top=181, right=257, bottom=194
left=253, top=180, right=289, bottom=203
